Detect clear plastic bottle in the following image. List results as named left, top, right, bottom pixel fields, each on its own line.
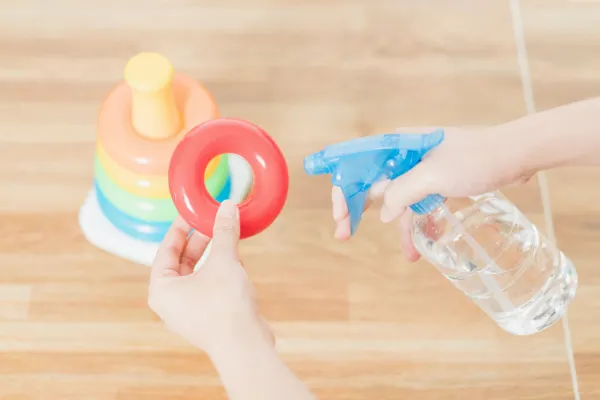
left=303, top=131, right=578, bottom=335
left=411, top=191, right=578, bottom=335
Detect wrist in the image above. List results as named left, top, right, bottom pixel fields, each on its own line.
left=481, top=124, right=538, bottom=185
left=506, top=122, right=544, bottom=180
left=490, top=98, right=600, bottom=175
left=207, top=320, right=315, bottom=400
left=207, top=317, right=276, bottom=363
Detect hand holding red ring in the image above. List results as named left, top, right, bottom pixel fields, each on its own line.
left=169, top=118, right=289, bottom=239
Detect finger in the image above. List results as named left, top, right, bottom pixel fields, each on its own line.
left=394, top=126, right=455, bottom=134
left=331, top=186, right=351, bottom=240
left=381, top=164, right=433, bottom=223
left=369, top=179, right=392, bottom=198
left=260, top=317, right=276, bottom=346
left=331, top=186, right=348, bottom=222
left=399, top=210, right=421, bottom=262
left=209, top=200, right=240, bottom=262
left=152, top=216, right=192, bottom=279
left=332, top=193, right=372, bottom=240
left=332, top=179, right=390, bottom=221
left=334, top=216, right=351, bottom=240
left=332, top=180, right=390, bottom=240
left=179, top=230, right=211, bottom=276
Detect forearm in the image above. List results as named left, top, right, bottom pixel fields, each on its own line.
left=209, top=328, right=316, bottom=400
left=494, top=96, right=600, bottom=173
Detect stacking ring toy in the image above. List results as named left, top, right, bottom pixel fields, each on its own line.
left=97, top=54, right=219, bottom=175
left=95, top=181, right=172, bottom=242
left=97, top=143, right=224, bottom=199
left=95, top=155, right=229, bottom=221
left=169, top=118, right=289, bottom=239
left=95, top=176, right=232, bottom=242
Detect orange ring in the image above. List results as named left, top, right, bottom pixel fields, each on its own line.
left=96, top=142, right=224, bottom=198
left=97, top=73, right=218, bottom=175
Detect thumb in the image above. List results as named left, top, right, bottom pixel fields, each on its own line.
left=210, top=200, right=240, bottom=259
left=381, top=164, right=433, bottom=223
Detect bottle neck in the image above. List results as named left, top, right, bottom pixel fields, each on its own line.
left=409, top=194, right=446, bottom=215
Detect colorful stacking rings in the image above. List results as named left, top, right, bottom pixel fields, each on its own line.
left=97, top=73, right=219, bottom=175
left=95, top=176, right=231, bottom=243
left=93, top=53, right=228, bottom=243
left=96, top=143, right=224, bottom=199
left=95, top=155, right=229, bottom=222
left=94, top=149, right=230, bottom=242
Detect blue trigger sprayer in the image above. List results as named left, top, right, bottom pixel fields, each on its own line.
left=303, top=130, right=578, bottom=337
left=303, top=130, right=445, bottom=236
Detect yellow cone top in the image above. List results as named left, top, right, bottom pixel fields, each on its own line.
left=124, top=52, right=182, bottom=140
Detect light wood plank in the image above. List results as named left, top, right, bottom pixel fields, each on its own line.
left=2, top=0, right=597, bottom=398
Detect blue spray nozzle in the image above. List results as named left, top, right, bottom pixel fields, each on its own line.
left=304, top=151, right=331, bottom=175
left=304, top=130, right=446, bottom=236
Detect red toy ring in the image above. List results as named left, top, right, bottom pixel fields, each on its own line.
left=169, top=118, right=289, bottom=239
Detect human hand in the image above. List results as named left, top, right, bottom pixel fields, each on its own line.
left=148, top=200, right=273, bottom=357
left=332, top=126, right=533, bottom=261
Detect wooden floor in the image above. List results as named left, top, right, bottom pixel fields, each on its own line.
left=1, top=0, right=599, bottom=398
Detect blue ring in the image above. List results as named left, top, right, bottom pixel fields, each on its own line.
left=95, top=175, right=232, bottom=242
left=95, top=181, right=172, bottom=242
left=215, top=174, right=232, bottom=203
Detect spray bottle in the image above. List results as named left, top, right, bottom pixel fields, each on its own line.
left=304, top=131, right=577, bottom=335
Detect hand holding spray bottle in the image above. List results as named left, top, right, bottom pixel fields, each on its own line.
left=304, top=131, right=577, bottom=335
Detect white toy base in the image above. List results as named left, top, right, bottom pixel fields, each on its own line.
left=79, top=154, right=254, bottom=268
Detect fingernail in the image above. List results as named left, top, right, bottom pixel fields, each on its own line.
left=334, top=225, right=343, bottom=239
left=332, top=206, right=344, bottom=221
left=380, top=205, right=396, bottom=223
left=217, top=200, right=236, bottom=217
left=193, top=230, right=207, bottom=239
left=370, top=179, right=391, bottom=198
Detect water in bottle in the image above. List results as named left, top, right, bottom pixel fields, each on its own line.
left=411, top=191, right=578, bottom=335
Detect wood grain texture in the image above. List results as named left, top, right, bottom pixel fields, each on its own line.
left=0, top=0, right=597, bottom=398
left=522, top=1, right=600, bottom=398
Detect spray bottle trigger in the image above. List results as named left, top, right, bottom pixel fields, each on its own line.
left=344, top=189, right=368, bottom=236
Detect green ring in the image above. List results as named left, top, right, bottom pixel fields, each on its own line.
left=94, top=154, right=229, bottom=222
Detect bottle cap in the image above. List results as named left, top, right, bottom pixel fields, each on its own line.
left=409, top=193, right=445, bottom=215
